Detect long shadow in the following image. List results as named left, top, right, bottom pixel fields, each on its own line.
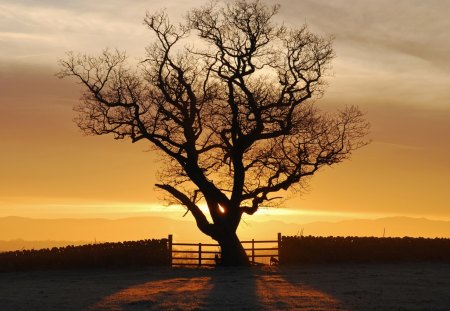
left=87, top=267, right=225, bottom=310
left=0, top=266, right=265, bottom=310
left=204, top=267, right=262, bottom=310
left=0, top=267, right=212, bottom=310
left=7, top=263, right=447, bottom=310
left=278, top=262, right=450, bottom=311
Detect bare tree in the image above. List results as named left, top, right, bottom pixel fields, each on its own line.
left=58, top=0, right=369, bottom=265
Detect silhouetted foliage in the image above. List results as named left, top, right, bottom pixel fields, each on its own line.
left=58, top=0, right=369, bottom=265
left=0, top=239, right=169, bottom=272
left=280, top=236, right=450, bottom=264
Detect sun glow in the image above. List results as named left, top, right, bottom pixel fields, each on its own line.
left=2, top=198, right=435, bottom=223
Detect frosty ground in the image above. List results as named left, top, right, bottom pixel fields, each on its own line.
left=0, top=263, right=449, bottom=310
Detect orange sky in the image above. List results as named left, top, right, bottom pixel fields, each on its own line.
left=1, top=0, right=450, bottom=229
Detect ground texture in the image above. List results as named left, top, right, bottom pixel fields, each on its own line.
left=0, top=263, right=449, bottom=310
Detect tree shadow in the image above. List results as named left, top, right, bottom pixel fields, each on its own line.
left=204, top=267, right=262, bottom=310
left=0, top=266, right=341, bottom=310
left=88, top=267, right=262, bottom=310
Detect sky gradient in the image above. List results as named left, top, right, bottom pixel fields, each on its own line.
left=1, top=0, right=449, bottom=225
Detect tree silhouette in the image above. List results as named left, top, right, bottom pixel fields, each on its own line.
left=58, top=0, right=369, bottom=265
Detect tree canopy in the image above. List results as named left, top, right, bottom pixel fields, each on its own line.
left=58, top=0, right=369, bottom=264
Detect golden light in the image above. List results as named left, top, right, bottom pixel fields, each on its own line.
left=90, top=269, right=343, bottom=310
left=256, top=274, right=343, bottom=309
left=91, top=277, right=211, bottom=310
left=218, top=204, right=225, bottom=214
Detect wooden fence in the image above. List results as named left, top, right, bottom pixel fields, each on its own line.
left=169, top=233, right=281, bottom=266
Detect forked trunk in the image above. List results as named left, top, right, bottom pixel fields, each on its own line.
left=217, top=232, right=250, bottom=266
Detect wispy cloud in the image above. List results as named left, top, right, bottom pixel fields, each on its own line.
left=0, top=31, right=56, bottom=42
left=279, top=0, right=450, bottom=68
left=0, top=0, right=211, bottom=64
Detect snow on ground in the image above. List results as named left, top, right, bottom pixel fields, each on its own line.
left=0, top=263, right=449, bottom=310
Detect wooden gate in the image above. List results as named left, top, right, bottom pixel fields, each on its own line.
left=169, top=233, right=281, bottom=266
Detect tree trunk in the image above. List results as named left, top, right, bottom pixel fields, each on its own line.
left=217, top=231, right=250, bottom=266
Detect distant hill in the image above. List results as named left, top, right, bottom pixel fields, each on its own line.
left=0, top=216, right=195, bottom=242
left=0, top=216, right=449, bottom=251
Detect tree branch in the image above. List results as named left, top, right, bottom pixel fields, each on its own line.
left=155, top=183, right=218, bottom=239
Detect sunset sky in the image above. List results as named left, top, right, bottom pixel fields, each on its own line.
left=1, top=0, right=449, bottom=229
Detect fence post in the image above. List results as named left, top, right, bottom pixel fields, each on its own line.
left=277, top=233, right=282, bottom=263
left=168, top=234, right=173, bottom=266
left=252, top=239, right=255, bottom=265
left=198, top=243, right=202, bottom=266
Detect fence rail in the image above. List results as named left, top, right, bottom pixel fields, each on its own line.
left=169, top=233, right=281, bottom=267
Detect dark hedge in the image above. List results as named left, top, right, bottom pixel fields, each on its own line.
left=280, top=236, right=450, bottom=264
left=0, top=239, right=169, bottom=272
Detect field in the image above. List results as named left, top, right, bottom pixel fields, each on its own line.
left=1, top=237, right=449, bottom=310
left=1, top=263, right=449, bottom=310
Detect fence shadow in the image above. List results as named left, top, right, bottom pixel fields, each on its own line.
left=0, top=267, right=183, bottom=310
left=278, top=263, right=450, bottom=311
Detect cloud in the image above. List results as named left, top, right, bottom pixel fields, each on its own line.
left=0, top=0, right=204, bottom=63
left=276, top=0, right=450, bottom=69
